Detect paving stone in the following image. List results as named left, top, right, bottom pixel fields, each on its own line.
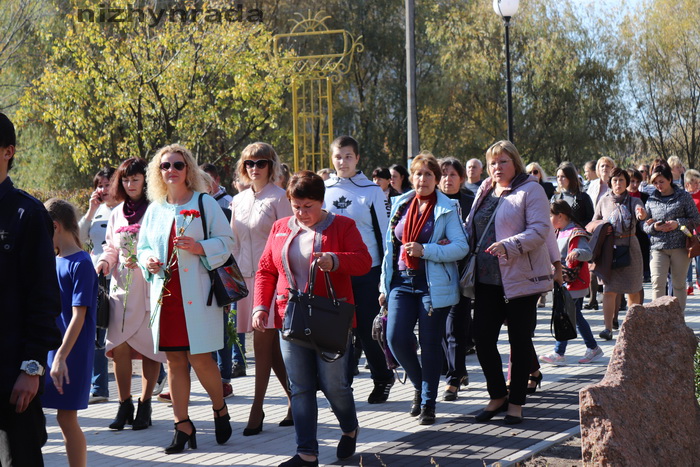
left=40, top=283, right=700, bottom=466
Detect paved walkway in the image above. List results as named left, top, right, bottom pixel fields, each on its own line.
left=43, top=284, right=700, bottom=466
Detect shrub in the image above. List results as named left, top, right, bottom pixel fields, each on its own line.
left=25, top=188, right=91, bottom=215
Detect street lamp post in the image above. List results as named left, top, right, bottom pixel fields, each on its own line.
left=493, top=0, right=519, bottom=144
left=406, top=0, right=420, bottom=165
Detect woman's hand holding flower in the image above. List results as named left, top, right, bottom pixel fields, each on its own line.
left=174, top=235, right=205, bottom=255
left=146, top=256, right=163, bottom=274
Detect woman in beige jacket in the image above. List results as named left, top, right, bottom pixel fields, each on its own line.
left=231, top=143, right=294, bottom=435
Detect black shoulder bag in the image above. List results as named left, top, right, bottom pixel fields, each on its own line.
left=96, top=273, right=110, bottom=329
left=282, top=259, right=355, bottom=362
left=198, top=194, right=249, bottom=307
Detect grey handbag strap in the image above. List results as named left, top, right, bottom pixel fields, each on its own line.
left=473, top=195, right=504, bottom=253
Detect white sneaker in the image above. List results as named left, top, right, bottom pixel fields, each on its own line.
left=579, top=346, right=604, bottom=364
left=152, top=378, right=166, bottom=396
left=539, top=353, right=567, bottom=366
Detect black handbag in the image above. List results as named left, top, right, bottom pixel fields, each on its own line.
left=611, top=244, right=631, bottom=269
left=282, top=259, right=355, bottom=362
left=96, top=273, right=110, bottom=329
left=198, top=194, right=249, bottom=307
left=551, top=282, right=577, bottom=341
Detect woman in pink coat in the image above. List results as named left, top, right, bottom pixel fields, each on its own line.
left=230, top=143, right=294, bottom=434
left=96, top=158, right=166, bottom=431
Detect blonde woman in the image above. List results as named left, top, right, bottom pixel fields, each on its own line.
left=231, top=142, right=294, bottom=435
left=525, top=162, right=555, bottom=199
left=466, top=141, right=560, bottom=424
left=137, top=144, right=235, bottom=453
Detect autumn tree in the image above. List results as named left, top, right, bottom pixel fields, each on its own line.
left=18, top=0, right=292, bottom=177
left=421, top=0, right=627, bottom=172
left=621, top=0, right=700, bottom=169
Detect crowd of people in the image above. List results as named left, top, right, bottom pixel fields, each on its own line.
left=2, top=109, right=699, bottom=466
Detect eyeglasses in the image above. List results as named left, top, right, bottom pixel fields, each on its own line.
left=160, top=161, right=186, bottom=171
left=529, top=170, right=539, bottom=175
left=244, top=159, right=270, bottom=169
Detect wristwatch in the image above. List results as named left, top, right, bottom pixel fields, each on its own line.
left=20, top=360, right=45, bottom=376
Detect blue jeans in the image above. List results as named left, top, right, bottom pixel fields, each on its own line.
left=687, top=257, right=700, bottom=284
left=214, top=310, right=234, bottom=383
left=554, top=297, right=597, bottom=354
left=386, top=272, right=449, bottom=409
left=280, top=335, right=357, bottom=457
left=91, top=327, right=109, bottom=397
left=231, top=306, right=246, bottom=366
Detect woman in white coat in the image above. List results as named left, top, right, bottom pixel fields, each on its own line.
left=138, top=144, right=235, bottom=454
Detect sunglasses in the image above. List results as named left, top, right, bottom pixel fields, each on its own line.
left=529, top=170, right=539, bottom=175
left=244, top=159, right=270, bottom=169
left=160, top=161, right=186, bottom=171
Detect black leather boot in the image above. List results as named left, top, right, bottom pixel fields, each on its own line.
left=109, top=396, right=134, bottom=430
left=164, top=418, right=197, bottom=454
left=213, top=403, right=232, bottom=444
left=132, top=397, right=152, bottom=430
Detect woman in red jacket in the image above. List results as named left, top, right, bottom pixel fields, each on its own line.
left=253, top=171, right=372, bottom=467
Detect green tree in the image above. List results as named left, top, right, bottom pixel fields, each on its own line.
left=18, top=0, right=292, bottom=181
left=422, top=0, right=627, bottom=172
left=621, top=0, right=700, bottom=169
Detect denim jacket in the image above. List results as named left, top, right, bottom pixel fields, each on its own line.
left=380, top=190, right=468, bottom=309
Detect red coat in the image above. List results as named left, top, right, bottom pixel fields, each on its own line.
left=254, top=213, right=372, bottom=329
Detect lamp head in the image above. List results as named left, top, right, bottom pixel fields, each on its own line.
left=493, top=0, right=520, bottom=18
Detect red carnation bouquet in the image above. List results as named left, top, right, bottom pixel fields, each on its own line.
left=150, top=210, right=200, bottom=327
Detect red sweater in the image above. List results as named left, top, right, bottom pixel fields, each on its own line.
left=254, top=213, right=372, bottom=329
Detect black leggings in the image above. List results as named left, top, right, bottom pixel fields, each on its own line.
left=473, top=283, right=538, bottom=406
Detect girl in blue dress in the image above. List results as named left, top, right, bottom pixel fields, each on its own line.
left=42, top=199, right=98, bottom=467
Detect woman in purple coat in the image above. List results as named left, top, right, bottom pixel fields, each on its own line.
left=465, top=141, right=560, bottom=425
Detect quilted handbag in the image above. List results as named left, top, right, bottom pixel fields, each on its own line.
left=198, top=194, right=249, bottom=307
left=282, top=259, right=355, bottom=362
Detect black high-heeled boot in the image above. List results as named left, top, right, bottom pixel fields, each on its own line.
left=132, top=398, right=152, bottom=430
left=213, top=403, right=232, bottom=444
left=109, top=396, right=134, bottom=430
left=164, top=418, right=197, bottom=454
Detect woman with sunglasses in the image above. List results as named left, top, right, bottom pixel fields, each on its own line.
left=525, top=162, right=555, bottom=199
left=231, top=143, right=294, bottom=435
left=138, top=144, right=235, bottom=453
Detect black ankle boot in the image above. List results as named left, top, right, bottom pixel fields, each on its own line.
left=132, top=398, right=152, bottom=431
left=109, top=397, right=134, bottom=430
left=213, top=403, right=232, bottom=444
left=164, top=418, right=197, bottom=454
left=410, top=390, right=422, bottom=416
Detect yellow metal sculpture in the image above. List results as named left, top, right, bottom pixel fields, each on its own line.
left=274, top=11, right=363, bottom=172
